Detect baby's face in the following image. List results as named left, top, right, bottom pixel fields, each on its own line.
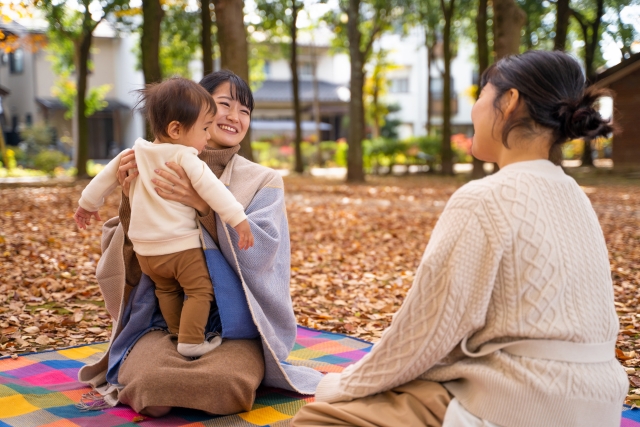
left=183, top=108, right=214, bottom=154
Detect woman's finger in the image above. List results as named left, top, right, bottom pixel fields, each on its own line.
left=153, top=168, right=184, bottom=188
left=164, top=162, right=188, bottom=180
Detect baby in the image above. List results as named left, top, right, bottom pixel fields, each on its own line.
left=74, top=77, right=254, bottom=357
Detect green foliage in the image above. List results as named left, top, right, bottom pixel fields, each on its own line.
left=19, top=123, right=55, bottom=157
left=33, top=150, right=69, bottom=175
left=517, top=0, right=554, bottom=50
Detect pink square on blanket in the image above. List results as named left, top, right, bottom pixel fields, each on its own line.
left=22, top=370, right=76, bottom=386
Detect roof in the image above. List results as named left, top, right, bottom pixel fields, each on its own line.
left=0, top=21, right=28, bottom=36
left=593, top=52, right=640, bottom=88
left=36, top=98, right=130, bottom=112
left=254, top=80, right=350, bottom=103
left=251, top=120, right=332, bottom=132
left=0, top=85, right=10, bottom=97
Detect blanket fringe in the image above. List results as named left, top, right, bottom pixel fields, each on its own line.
left=76, top=390, right=113, bottom=411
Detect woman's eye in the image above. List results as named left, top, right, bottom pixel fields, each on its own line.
left=219, top=102, right=230, bottom=107
left=241, top=109, right=250, bottom=115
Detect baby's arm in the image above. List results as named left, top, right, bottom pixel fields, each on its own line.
left=181, top=155, right=254, bottom=249
left=75, top=152, right=125, bottom=229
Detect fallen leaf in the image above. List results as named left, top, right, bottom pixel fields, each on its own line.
left=35, top=335, right=50, bottom=345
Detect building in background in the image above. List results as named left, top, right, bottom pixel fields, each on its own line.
left=0, top=20, right=144, bottom=160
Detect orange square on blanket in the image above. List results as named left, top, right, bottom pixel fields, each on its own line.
left=0, top=356, right=38, bottom=372
left=239, top=406, right=291, bottom=425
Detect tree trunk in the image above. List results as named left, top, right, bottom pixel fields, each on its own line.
left=74, top=32, right=93, bottom=179
left=290, top=2, right=303, bottom=174
left=585, top=0, right=605, bottom=83
left=440, top=0, right=455, bottom=176
left=200, top=0, right=214, bottom=76
left=492, top=0, right=526, bottom=59
left=212, top=0, right=253, bottom=161
left=346, top=0, right=365, bottom=182
left=141, top=0, right=164, bottom=140
left=426, top=42, right=434, bottom=135
left=554, top=0, right=570, bottom=51
left=472, top=0, right=488, bottom=179
left=575, top=0, right=604, bottom=167
left=372, top=82, right=380, bottom=139
left=311, top=42, right=323, bottom=166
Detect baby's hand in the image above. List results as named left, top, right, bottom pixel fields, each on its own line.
left=234, top=219, right=254, bottom=250
left=74, top=206, right=101, bottom=230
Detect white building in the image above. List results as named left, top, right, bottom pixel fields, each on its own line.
left=0, top=21, right=144, bottom=160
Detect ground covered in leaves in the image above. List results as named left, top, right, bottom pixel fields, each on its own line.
left=0, top=173, right=639, bottom=400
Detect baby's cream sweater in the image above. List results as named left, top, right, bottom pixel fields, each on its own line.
left=78, top=138, right=247, bottom=256
left=315, top=160, right=627, bottom=427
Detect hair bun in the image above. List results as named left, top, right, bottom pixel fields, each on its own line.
left=556, top=89, right=614, bottom=141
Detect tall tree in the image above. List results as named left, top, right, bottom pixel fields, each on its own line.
left=493, top=0, right=526, bottom=59
left=571, top=0, right=605, bottom=167
left=212, top=0, right=254, bottom=161
left=37, top=0, right=130, bottom=178
left=141, top=0, right=164, bottom=140
left=439, top=0, right=456, bottom=176
left=201, top=0, right=214, bottom=76
left=141, top=0, right=163, bottom=84
left=554, top=0, right=571, bottom=50
left=323, top=0, right=400, bottom=182
left=471, top=0, right=489, bottom=179
left=255, top=0, right=305, bottom=173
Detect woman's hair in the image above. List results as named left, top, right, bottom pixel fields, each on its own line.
left=481, top=50, right=614, bottom=154
left=199, top=69, right=255, bottom=113
left=135, top=77, right=217, bottom=140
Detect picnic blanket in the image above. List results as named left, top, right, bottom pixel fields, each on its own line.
left=1, top=326, right=637, bottom=426
left=0, top=326, right=372, bottom=427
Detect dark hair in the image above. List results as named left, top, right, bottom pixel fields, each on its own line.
left=481, top=50, right=614, bottom=156
left=199, top=69, right=255, bottom=113
left=135, top=77, right=217, bottom=140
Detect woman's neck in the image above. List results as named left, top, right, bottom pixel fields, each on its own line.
left=199, top=144, right=241, bottom=178
left=496, top=133, right=553, bottom=169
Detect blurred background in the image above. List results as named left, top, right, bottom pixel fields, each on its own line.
left=0, top=0, right=638, bottom=182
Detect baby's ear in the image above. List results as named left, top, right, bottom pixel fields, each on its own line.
left=166, top=121, right=182, bottom=140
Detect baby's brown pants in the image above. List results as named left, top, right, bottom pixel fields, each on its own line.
left=136, top=248, right=213, bottom=344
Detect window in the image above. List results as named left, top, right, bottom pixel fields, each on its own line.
left=26, top=113, right=32, bottom=127
left=389, top=78, right=409, bottom=93
left=429, top=76, right=455, bottom=100
left=9, top=49, right=24, bottom=74
left=299, top=62, right=313, bottom=79
left=264, top=61, right=271, bottom=77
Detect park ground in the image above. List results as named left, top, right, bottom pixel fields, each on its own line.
left=0, top=171, right=639, bottom=401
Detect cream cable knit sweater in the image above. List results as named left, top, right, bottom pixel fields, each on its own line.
left=315, top=160, right=627, bottom=427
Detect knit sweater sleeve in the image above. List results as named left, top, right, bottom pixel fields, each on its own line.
left=315, top=190, right=503, bottom=403
left=181, top=154, right=247, bottom=227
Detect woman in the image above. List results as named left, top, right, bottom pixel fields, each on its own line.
left=292, top=51, right=627, bottom=427
left=78, top=70, right=321, bottom=417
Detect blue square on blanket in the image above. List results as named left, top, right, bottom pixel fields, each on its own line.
left=314, top=355, right=353, bottom=365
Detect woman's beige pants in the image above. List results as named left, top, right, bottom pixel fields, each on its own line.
left=291, top=379, right=451, bottom=427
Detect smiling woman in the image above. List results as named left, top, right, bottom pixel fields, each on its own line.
left=77, top=70, right=322, bottom=417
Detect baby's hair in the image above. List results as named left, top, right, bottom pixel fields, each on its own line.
left=134, top=77, right=217, bottom=140
left=481, top=50, right=615, bottom=160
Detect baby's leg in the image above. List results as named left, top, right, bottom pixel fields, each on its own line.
left=171, top=248, right=217, bottom=357
left=136, top=253, right=183, bottom=335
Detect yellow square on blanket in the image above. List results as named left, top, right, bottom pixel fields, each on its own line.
left=239, top=406, right=291, bottom=425
left=57, top=346, right=103, bottom=360
left=0, top=394, right=40, bottom=418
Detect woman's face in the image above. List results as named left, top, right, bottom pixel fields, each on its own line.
left=207, top=81, right=251, bottom=149
left=470, top=83, right=503, bottom=163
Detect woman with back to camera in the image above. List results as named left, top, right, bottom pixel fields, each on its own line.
left=292, top=50, right=628, bottom=427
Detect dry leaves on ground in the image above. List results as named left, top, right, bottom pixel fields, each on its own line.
left=0, top=174, right=638, bottom=401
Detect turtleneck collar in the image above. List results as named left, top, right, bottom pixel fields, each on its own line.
left=199, top=144, right=241, bottom=178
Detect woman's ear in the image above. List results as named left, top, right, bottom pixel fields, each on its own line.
left=166, top=121, right=181, bottom=140
left=501, top=88, right=521, bottom=119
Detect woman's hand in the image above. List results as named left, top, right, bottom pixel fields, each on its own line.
left=117, top=149, right=138, bottom=198
left=153, top=162, right=210, bottom=215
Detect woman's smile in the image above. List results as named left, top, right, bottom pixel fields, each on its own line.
left=219, top=124, right=238, bottom=133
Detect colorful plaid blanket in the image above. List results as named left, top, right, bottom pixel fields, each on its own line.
left=1, top=326, right=637, bottom=426
left=0, top=326, right=372, bottom=426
